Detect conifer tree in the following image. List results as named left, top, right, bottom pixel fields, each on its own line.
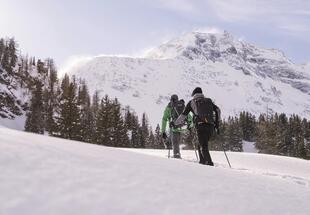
left=290, top=115, right=306, bottom=158
left=154, top=124, right=164, bottom=149
left=256, top=114, right=268, bottom=152
left=303, top=119, right=310, bottom=159
left=0, top=39, right=5, bottom=62
left=275, top=113, right=291, bottom=155
left=57, top=75, right=81, bottom=140
left=90, top=91, right=100, bottom=143
left=25, top=80, right=44, bottom=134
left=8, top=38, right=17, bottom=70
left=95, top=95, right=112, bottom=146
left=229, top=117, right=243, bottom=151
left=265, top=114, right=277, bottom=154
left=124, top=106, right=133, bottom=130
left=140, top=113, right=149, bottom=148
left=110, top=98, right=129, bottom=147
left=148, top=129, right=156, bottom=149
left=1, top=40, right=10, bottom=74
left=92, top=91, right=100, bottom=117
left=224, top=119, right=231, bottom=150
left=44, top=59, right=59, bottom=135
left=239, top=111, right=256, bottom=141
left=130, top=114, right=141, bottom=148
left=78, top=81, right=95, bottom=143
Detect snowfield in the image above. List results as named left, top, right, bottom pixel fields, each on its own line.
left=0, top=127, right=310, bottom=215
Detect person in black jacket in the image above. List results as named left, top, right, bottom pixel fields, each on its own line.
left=171, top=87, right=220, bottom=166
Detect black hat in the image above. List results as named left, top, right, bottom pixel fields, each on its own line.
left=170, top=94, right=178, bottom=103
left=191, top=87, right=203, bottom=96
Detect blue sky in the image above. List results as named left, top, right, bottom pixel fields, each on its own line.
left=0, top=0, right=309, bottom=70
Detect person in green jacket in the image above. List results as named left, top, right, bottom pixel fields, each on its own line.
left=161, top=94, right=192, bottom=158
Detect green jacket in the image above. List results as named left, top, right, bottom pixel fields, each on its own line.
left=161, top=105, right=193, bottom=133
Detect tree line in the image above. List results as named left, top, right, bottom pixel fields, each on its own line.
left=205, top=111, right=310, bottom=160
left=25, top=70, right=164, bottom=149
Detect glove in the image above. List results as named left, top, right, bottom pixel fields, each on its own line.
left=169, top=121, right=175, bottom=128
left=162, top=132, right=167, bottom=140
left=187, top=124, right=192, bottom=132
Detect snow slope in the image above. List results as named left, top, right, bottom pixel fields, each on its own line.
left=1, top=127, right=310, bottom=215
left=0, top=114, right=26, bottom=130
left=67, top=31, right=310, bottom=127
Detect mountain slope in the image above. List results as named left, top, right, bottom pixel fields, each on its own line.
left=0, top=127, right=310, bottom=215
left=67, top=31, right=310, bottom=126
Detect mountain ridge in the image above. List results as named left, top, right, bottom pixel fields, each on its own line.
left=67, top=31, right=310, bottom=127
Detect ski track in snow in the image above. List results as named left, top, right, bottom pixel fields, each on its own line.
left=123, top=149, right=310, bottom=187
left=216, top=163, right=310, bottom=187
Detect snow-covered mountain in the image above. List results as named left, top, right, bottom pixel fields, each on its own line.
left=67, top=31, right=310, bottom=127
left=1, top=126, right=310, bottom=214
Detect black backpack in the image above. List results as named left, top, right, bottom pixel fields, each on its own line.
left=170, top=100, right=185, bottom=121
left=194, top=97, right=214, bottom=124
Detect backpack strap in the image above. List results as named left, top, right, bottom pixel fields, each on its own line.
left=173, top=105, right=181, bottom=116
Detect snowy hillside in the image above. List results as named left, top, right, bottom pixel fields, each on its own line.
left=1, top=127, right=310, bottom=215
left=67, top=31, right=310, bottom=127
left=0, top=37, right=57, bottom=131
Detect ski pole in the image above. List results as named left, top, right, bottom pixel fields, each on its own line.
left=167, top=130, right=173, bottom=159
left=192, top=139, right=199, bottom=162
left=188, top=127, right=199, bottom=162
left=221, top=142, right=231, bottom=168
left=168, top=146, right=171, bottom=158
left=193, top=143, right=199, bottom=161
left=164, top=139, right=171, bottom=158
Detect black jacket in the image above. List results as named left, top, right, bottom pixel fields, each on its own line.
left=175, top=93, right=220, bottom=127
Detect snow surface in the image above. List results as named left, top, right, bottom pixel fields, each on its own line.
left=1, top=127, right=310, bottom=215
left=242, top=140, right=259, bottom=153
left=0, top=114, right=26, bottom=130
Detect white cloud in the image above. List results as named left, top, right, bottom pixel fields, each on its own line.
left=152, top=0, right=310, bottom=37
left=204, top=0, right=310, bottom=39
left=208, top=0, right=308, bottom=20
left=280, top=24, right=310, bottom=33
left=58, top=55, right=93, bottom=77
left=131, top=46, right=157, bottom=58
left=207, top=0, right=259, bottom=22
left=193, top=27, right=224, bottom=34
left=292, top=10, right=310, bottom=16
left=206, top=0, right=310, bottom=29
left=155, top=0, right=197, bottom=13
left=59, top=49, right=158, bottom=76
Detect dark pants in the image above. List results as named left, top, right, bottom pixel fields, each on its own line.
left=170, top=131, right=181, bottom=158
left=196, top=123, right=214, bottom=165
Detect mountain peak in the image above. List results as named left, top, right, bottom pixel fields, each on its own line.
left=146, top=30, right=236, bottom=60
left=147, top=31, right=292, bottom=62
